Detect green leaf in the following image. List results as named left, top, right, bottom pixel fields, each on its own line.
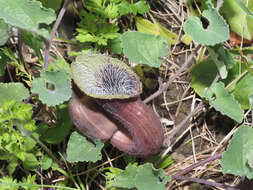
left=121, top=31, right=168, bottom=68
left=118, top=1, right=132, bottom=16
left=107, top=37, right=122, bottom=54
left=76, top=10, right=119, bottom=46
left=207, top=44, right=236, bottom=79
left=84, top=0, right=103, bottom=10
left=235, top=0, right=253, bottom=17
left=112, top=163, right=171, bottom=190
left=21, top=174, right=38, bottom=190
left=22, top=30, right=43, bottom=58
left=184, top=7, right=229, bottom=45
left=190, top=57, right=253, bottom=110
left=202, top=82, right=243, bottom=123
left=234, top=73, right=253, bottom=110
left=246, top=149, right=253, bottom=168
left=7, top=158, right=19, bottom=175
left=191, top=58, right=217, bottom=96
left=135, top=163, right=166, bottom=190
left=222, top=125, right=253, bottom=179
left=134, top=1, right=149, bottom=15
left=114, top=164, right=137, bottom=188
left=181, top=34, right=193, bottom=45
left=0, top=50, right=8, bottom=76
left=0, top=83, right=29, bottom=104
left=136, top=17, right=178, bottom=45
left=23, top=153, right=39, bottom=171
left=0, top=100, right=35, bottom=132
left=23, top=137, right=37, bottom=151
left=0, top=176, right=18, bottom=190
left=104, top=3, right=118, bottom=18
left=43, top=104, right=72, bottom=144
left=41, top=154, right=53, bottom=170
left=66, top=131, right=104, bottom=163
left=221, top=0, right=253, bottom=40
left=0, top=20, right=9, bottom=46
left=31, top=69, right=72, bottom=106
left=156, top=155, right=174, bottom=169
left=0, top=0, right=56, bottom=39
left=47, top=57, right=71, bottom=74
left=38, top=0, right=63, bottom=11
left=105, top=167, right=123, bottom=189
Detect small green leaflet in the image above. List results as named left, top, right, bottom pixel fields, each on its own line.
left=118, top=0, right=149, bottom=16
left=0, top=83, right=29, bottom=104
left=23, top=153, right=39, bottom=171
left=0, top=0, right=56, bottom=39
left=235, top=0, right=253, bottom=18
left=31, top=69, right=71, bottom=106
left=0, top=50, right=8, bottom=76
left=38, top=0, right=63, bottom=11
left=136, top=17, right=178, bottom=45
left=113, top=163, right=171, bottom=190
left=135, top=164, right=166, bottom=190
left=222, top=125, right=253, bottom=179
left=0, top=20, right=9, bottom=46
left=207, top=44, right=235, bottom=79
left=22, top=30, right=44, bottom=58
left=76, top=10, right=120, bottom=46
left=43, top=104, right=72, bottom=144
left=221, top=0, right=253, bottom=40
left=121, top=31, right=168, bottom=68
left=66, top=131, right=104, bottom=163
left=202, top=82, right=243, bottom=123
left=234, top=73, right=253, bottom=110
left=114, top=164, right=137, bottom=188
left=184, top=7, right=229, bottom=45
left=41, top=154, right=53, bottom=170
left=134, top=1, right=149, bottom=14
left=107, top=37, right=122, bottom=54
left=190, top=58, right=253, bottom=110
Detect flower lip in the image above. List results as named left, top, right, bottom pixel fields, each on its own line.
left=71, top=53, right=142, bottom=99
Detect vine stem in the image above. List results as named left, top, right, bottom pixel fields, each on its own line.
left=171, top=153, right=238, bottom=189
left=44, top=0, right=72, bottom=69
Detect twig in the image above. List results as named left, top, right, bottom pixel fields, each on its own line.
left=144, top=45, right=200, bottom=104
left=166, top=102, right=204, bottom=142
left=161, top=101, right=204, bottom=158
left=172, top=175, right=237, bottom=190
left=44, top=0, right=72, bottom=69
left=173, top=153, right=222, bottom=178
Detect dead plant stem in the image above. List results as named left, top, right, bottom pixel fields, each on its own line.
left=44, top=0, right=72, bottom=69
left=144, top=45, right=200, bottom=104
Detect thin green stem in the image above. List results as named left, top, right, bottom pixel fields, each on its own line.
left=75, top=165, right=86, bottom=190
left=71, top=0, right=81, bottom=19
left=225, top=63, right=253, bottom=91
left=225, top=69, right=248, bottom=90
left=59, top=153, right=81, bottom=190
left=30, top=134, right=62, bottom=168
left=0, top=182, right=78, bottom=190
